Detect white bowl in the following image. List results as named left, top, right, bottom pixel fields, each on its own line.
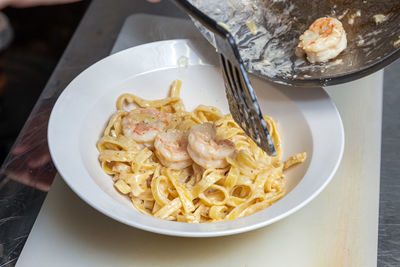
left=48, top=39, right=344, bottom=237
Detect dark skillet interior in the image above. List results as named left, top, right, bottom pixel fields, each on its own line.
left=257, top=0, right=400, bottom=86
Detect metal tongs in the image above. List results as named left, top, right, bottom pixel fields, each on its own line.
left=173, top=0, right=276, bottom=156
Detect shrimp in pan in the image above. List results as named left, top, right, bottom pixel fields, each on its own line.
left=154, top=129, right=193, bottom=170
left=122, top=108, right=170, bottom=146
left=187, top=123, right=235, bottom=169
left=297, top=17, right=347, bottom=63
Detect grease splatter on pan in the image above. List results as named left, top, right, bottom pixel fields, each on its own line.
left=189, top=0, right=400, bottom=86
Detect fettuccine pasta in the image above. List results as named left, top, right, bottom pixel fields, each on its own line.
left=97, top=80, right=306, bottom=223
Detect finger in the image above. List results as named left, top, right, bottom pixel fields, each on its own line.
left=12, top=139, right=44, bottom=155
left=12, top=143, right=29, bottom=154
left=5, top=169, right=52, bottom=192
left=11, top=108, right=51, bottom=155
left=8, top=0, right=82, bottom=8
left=12, top=141, right=51, bottom=168
left=0, top=0, right=11, bottom=9
left=28, top=152, right=51, bottom=168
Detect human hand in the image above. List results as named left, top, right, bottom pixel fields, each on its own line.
left=0, top=0, right=160, bottom=9
left=0, top=0, right=82, bottom=9
left=2, top=101, right=55, bottom=191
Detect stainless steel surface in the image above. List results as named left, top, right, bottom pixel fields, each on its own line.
left=0, top=0, right=398, bottom=265
left=378, top=59, right=400, bottom=266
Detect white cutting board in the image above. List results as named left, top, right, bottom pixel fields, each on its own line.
left=16, top=14, right=381, bottom=267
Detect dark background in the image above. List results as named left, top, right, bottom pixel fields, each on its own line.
left=0, top=1, right=89, bottom=165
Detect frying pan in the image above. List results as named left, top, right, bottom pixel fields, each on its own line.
left=188, top=0, right=400, bottom=86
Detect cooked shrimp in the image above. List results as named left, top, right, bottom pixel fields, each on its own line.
left=187, top=123, right=235, bottom=169
left=154, top=129, right=193, bottom=170
left=297, top=17, right=347, bottom=63
left=122, top=108, right=170, bottom=146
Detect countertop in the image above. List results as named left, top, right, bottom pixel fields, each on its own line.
left=0, top=0, right=398, bottom=266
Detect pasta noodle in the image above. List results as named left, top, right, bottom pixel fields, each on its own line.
left=97, top=80, right=306, bottom=223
